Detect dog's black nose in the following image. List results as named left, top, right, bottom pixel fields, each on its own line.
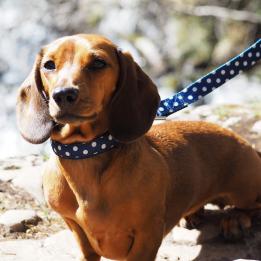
left=52, top=87, right=79, bottom=106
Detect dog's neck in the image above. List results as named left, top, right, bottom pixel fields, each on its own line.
left=55, top=146, right=118, bottom=205
left=50, top=110, right=143, bottom=205
left=51, top=111, right=109, bottom=144
left=50, top=111, right=120, bottom=160
left=51, top=112, right=118, bottom=204
left=54, top=139, right=141, bottom=206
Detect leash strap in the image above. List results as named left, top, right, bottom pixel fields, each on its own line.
left=157, top=38, right=261, bottom=117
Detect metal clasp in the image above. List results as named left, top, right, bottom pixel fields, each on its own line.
left=155, top=116, right=167, bottom=120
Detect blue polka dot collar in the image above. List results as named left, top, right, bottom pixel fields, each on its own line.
left=51, top=39, right=260, bottom=160
left=51, top=133, right=118, bottom=160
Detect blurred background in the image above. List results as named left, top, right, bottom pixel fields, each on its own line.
left=0, top=0, right=260, bottom=158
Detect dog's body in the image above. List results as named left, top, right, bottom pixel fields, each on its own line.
left=42, top=121, right=261, bottom=260
left=17, top=34, right=261, bottom=261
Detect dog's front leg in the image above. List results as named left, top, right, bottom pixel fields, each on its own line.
left=64, top=218, right=101, bottom=261
left=126, top=221, right=164, bottom=261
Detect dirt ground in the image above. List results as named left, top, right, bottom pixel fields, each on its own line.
left=0, top=179, right=65, bottom=240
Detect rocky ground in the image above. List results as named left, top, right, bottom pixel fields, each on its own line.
left=1, top=103, right=261, bottom=261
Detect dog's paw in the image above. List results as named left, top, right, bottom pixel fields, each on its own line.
left=180, top=208, right=205, bottom=229
left=220, top=209, right=252, bottom=241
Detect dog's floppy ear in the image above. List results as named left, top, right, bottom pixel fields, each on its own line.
left=16, top=53, right=53, bottom=144
left=109, top=50, right=160, bottom=142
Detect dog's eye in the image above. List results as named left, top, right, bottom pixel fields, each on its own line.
left=43, top=60, right=56, bottom=70
left=88, top=59, right=107, bottom=71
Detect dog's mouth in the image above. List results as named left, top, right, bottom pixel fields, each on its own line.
left=53, top=113, right=97, bottom=124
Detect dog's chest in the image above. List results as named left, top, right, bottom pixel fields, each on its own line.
left=76, top=202, right=135, bottom=260
left=46, top=154, right=165, bottom=259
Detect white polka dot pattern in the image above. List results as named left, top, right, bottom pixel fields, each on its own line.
left=157, top=38, right=261, bottom=117
left=51, top=132, right=119, bottom=160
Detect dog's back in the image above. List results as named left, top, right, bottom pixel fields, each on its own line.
left=147, top=120, right=261, bottom=229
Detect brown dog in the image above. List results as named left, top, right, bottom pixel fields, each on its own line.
left=17, top=34, right=261, bottom=261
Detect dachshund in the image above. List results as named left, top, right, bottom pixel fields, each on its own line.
left=16, top=34, right=261, bottom=261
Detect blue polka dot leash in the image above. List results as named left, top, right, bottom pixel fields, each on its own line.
left=157, top=38, right=261, bottom=117
left=51, top=39, right=261, bottom=160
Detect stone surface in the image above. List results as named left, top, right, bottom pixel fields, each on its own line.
left=12, top=166, right=44, bottom=203
left=0, top=238, right=76, bottom=261
left=0, top=209, right=41, bottom=232
left=0, top=228, right=260, bottom=261
left=251, top=120, right=261, bottom=135
left=0, top=155, right=45, bottom=203
left=0, top=209, right=38, bottom=226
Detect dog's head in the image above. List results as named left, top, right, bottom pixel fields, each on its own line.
left=17, top=34, right=160, bottom=144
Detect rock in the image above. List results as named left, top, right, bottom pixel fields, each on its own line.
left=170, top=226, right=200, bottom=244
left=0, top=209, right=41, bottom=233
left=9, top=223, right=27, bottom=233
left=206, top=76, right=261, bottom=105
left=205, top=203, right=220, bottom=211
left=0, top=238, right=80, bottom=261
left=135, top=37, right=165, bottom=74
left=251, top=120, right=261, bottom=135
left=0, top=170, right=18, bottom=182
left=0, top=239, right=43, bottom=261
left=43, top=230, right=81, bottom=259
left=0, top=226, right=261, bottom=260
left=0, top=157, right=45, bottom=203
left=193, top=105, right=213, bottom=118
left=12, top=166, right=45, bottom=203
left=157, top=243, right=202, bottom=261
left=234, top=259, right=258, bottom=261
left=222, top=116, right=241, bottom=128
left=0, top=230, right=109, bottom=261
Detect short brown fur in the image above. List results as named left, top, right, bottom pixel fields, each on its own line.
left=17, top=34, right=261, bottom=261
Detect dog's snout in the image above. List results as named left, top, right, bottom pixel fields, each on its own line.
left=52, top=87, right=79, bottom=106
